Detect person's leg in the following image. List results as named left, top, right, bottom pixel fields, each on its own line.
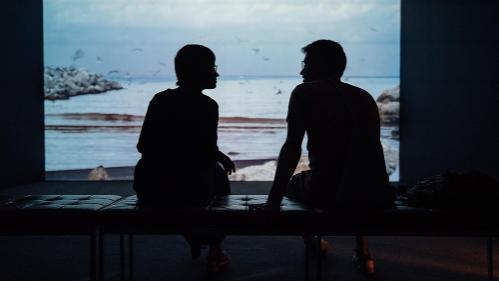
left=353, top=235, right=375, bottom=274
left=184, top=234, right=204, bottom=259
left=206, top=242, right=230, bottom=273
left=202, top=164, right=231, bottom=272
left=286, top=171, right=332, bottom=257
left=355, top=236, right=370, bottom=257
left=285, top=170, right=313, bottom=203
left=214, top=163, right=231, bottom=196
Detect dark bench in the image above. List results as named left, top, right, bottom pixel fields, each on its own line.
left=100, top=195, right=498, bottom=281
left=0, top=195, right=121, bottom=281
left=0, top=194, right=496, bottom=281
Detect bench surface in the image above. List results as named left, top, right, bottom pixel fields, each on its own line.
left=0, top=194, right=497, bottom=236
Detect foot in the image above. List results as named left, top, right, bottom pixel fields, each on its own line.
left=190, top=243, right=208, bottom=260
left=320, top=239, right=332, bottom=257
left=304, top=236, right=331, bottom=258
left=352, top=252, right=375, bottom=274
left=206, top=248, right=229, bottom=274
left=191, top=243, right=201, bottom=260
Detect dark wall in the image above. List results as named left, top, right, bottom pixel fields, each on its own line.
left=0, top=1, right=498, bottom=187
left=400, top=0, right=499, bottom=182
left=0, top=1, right=44, bottom=188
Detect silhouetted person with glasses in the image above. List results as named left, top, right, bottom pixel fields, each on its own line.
left=257, top=40, right=395, bottom=273
left=133, top=44, right=234, bottom=273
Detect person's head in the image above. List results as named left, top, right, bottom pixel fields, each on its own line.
left=175, top=44, right=219, bottom=90
left=300, top=40, right=346, bottom=82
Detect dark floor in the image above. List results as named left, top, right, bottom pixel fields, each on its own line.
left=0, top=181, right=497, bottom=281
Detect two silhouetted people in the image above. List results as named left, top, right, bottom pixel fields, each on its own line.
left=134, top=40, right=395, bottom=274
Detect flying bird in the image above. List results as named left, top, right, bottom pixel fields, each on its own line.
left=131, top=48, right=144, bottom=53
left=252, top=48, right=260, bottom=54
left=96, top=57, right=103, bottom=64
left=234, top=35, right=249, bottom=43
left=72, top=49, right=85, bottom=61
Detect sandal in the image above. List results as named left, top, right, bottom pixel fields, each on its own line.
left=352, top=251, right=375, bottom=274
left=206, top=247, right=229, bottom=273
left=304, top=236, right=331, bottom=258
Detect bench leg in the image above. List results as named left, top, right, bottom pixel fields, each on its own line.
left=99, top=231, right=104, bottom=281
left=120, top=234, right=125, bottom=281
left=90, top=227, right=101, bottom=281
left=305, top=238, right=310, bottom=281
left=91, top=231, right=96, bottom=281
left=119, top=234, right=134, bottom=281
left=488, top=237, right=494, bottom=281
left=316, top=235, right=322, bottom=281
left=129, top=234, right=134, bottom=281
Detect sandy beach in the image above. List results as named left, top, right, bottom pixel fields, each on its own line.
left=45, top=159, right=277, bottom=181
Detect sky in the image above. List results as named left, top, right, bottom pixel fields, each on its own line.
left=44, top=0, right=400, bottom=78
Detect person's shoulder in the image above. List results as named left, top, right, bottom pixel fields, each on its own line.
left=294, top=80, right=330, bottom=92
left=339, top=82, right=370, bottom=96
left=339, top=82, right=375, bottom=102
left=152, top=88, right=173, bottom=100
left=200, top=93, right=219, bottom=108
left=148, top=89, right=172, bottom=105
left=291, top=80, right=329, bottom=99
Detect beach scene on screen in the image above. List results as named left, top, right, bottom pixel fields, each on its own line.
left=44, top=0, right=400, bottom=181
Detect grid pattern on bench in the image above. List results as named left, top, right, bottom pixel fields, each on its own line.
left=209, top=195, right=309, bottom=212
left=0, top=195, right=122, bottom=211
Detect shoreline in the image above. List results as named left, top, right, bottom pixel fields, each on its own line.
left=45, top=158, right=277, bottom=181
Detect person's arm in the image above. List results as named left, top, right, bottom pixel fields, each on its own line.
left=136, top=94, right=161, bottom=154
left=212, top=99, right=236, bottom=175
left=217, top=150, right=236, bottom=175
left=266, top=89, right=306, bottom=209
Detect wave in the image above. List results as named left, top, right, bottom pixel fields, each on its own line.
left=219, top=116, right=285, bottom=124
left=46, top=113, right=144, bottom=122
left=45, top=125, right=141, bottom=133
left=46, top=113, right=286, bottom=124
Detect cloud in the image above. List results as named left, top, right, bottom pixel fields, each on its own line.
left=43, top=0, right=400, bottom=76
left=45, top=0, right=398, bottom=39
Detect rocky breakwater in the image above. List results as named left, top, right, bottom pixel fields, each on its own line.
left=376, top=85, right=399, bottom=127
left=44, top=67, right=123, bottom=100
left=377, top=85, right=400, bottom=140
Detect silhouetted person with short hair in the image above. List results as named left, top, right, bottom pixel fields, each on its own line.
left=261, top=40, right=395, bottom=273
left=133, top=44, right=234, bottom=273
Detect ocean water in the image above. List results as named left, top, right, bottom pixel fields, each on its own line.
left=45, top=76, right=399, bottom=180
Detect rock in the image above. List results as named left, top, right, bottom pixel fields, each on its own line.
left=382, top=142, right=398, bottom=176
left=391, top=128, right=400, bottom=140
left=376, top=85, right=400, bottom=127
left=228, top=157, right=309, bottom=181
left=88, top=165, right=110, bottom=181
left=44, top=66, right=123, bottom=100
left=377, top=101, right=399, bottom=127
left=376, top=85, right=399, bottom=103
left=229, top=161, right=277, bottom=181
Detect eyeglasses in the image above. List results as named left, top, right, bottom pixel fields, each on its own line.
left=213, top=65, right=218, bottom=72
